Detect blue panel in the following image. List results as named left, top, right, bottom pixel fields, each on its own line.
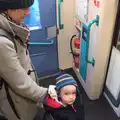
left=80, top=17, right=98, bottom=81
left=80, top=24, right=88, bottom=81
left=30, top=28, right=46, bottom=43
left=29, top=37, right=57, bottom=56
left=24, top=0, right=59, bottom=78
left=80, top=38, right=87, bottom=81
left=30, top=37, right=59, bottom=77
left=39, top=0, right=56, bottom=27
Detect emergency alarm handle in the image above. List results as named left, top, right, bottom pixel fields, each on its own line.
left=58, top=0, right=64, bottom=29
left=28, top=40, right=54, bottom=45
left=86, top=15, right=99, bottom=66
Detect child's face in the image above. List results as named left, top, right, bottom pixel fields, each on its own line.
left=59, top=85, right=76, bottom=105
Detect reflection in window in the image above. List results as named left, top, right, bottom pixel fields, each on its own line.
left=24, top=0, right=42, bottom=30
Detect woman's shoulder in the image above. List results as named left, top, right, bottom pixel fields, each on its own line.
left=0, top=29, right=14, bottom=47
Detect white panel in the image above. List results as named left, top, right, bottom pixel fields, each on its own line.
left=106, top=47, right=116, bottom=88
left=106, top=47, right=120, bottom=100
left=75, top=0, right=89, bottom=23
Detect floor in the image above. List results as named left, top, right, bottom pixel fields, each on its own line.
left=38, top=69, right=119, bottom=120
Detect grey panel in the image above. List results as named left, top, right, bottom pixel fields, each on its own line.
left=47, top=26, right=57, bottom=39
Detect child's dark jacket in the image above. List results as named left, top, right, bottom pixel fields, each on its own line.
left=44, top=96, right=85, bottom=120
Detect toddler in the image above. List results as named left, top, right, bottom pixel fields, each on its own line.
left=44, top=72, right=85, bottom=120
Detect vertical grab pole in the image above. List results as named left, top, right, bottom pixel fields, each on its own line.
left=86, top=15, right=99, bottom=66
left=58, top=0, right=64, bottom=29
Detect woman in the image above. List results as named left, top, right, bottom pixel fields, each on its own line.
left=0, top=0, right=48, bottom=120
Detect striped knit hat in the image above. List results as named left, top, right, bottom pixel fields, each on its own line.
left=56, top=72, right=77, bottom=90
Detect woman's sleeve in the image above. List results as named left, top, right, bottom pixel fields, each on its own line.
left=0, top=37, right=47, bottom=102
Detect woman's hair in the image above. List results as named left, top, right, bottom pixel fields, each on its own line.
left=0, top=10, right=7, bottom=14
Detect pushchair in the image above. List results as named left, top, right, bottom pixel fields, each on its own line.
left=42, top=89, right=85, bottom=120
left=40, top=69, right=85, bottom=120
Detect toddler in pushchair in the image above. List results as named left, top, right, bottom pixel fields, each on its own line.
left=43, top=72, right=85, bottom=120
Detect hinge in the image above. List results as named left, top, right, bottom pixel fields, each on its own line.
left=56, top=28, right=59, bottom=35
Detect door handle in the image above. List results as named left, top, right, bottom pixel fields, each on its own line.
left=58, top=0, right=64, bottom=29
left=86, top=15, right=99, bottom=66
left=28, top=40, right=54, bottom=45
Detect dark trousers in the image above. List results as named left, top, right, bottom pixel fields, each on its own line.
left=0, top=115, right=42, bottom=120
left=0, top=108, right=49, bottom=120
left=33, top=108, right=45, bottom=120
left=0, top=116, right=8, bottom=120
